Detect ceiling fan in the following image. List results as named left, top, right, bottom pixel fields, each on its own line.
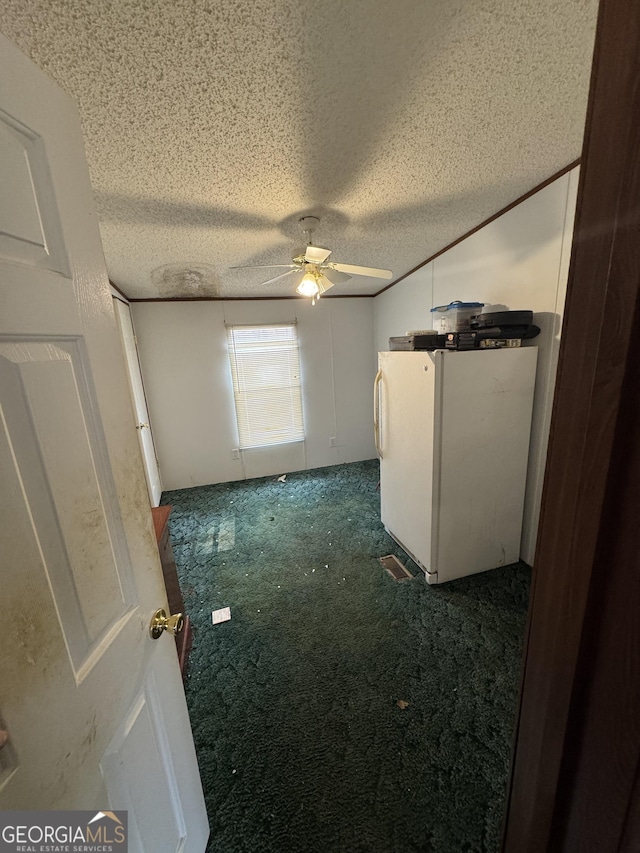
left=231, top=216, right=393, bottom=303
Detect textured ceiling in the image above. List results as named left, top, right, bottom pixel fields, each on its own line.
left=0, top=0, right=598, bottom=299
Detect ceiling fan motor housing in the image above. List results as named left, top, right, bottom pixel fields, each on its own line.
left=298, top=215, right=321, bottom=239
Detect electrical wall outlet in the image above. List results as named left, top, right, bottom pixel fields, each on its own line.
left=231, top=448, right=240, bottom=460
left=329, top=437, right=336, bottom=448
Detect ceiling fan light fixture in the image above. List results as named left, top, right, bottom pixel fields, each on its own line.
left=235, top=216, right=392, bottom=296
left=296, top=271, right=320, bottom=298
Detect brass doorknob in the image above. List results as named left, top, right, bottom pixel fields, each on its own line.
left=149, top=608, right=184, bottom=639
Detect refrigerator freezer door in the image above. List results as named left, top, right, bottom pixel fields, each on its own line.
left=378, top=351, right=439, bottom=574
left=433, top=348, right=538, bottom=583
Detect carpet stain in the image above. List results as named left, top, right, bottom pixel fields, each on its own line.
left=163, top=459, right=530, bottom=853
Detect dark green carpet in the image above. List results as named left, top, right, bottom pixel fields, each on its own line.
left=163, top=460, right=530, bottom=853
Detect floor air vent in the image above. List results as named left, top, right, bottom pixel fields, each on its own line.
left=379, top=555, right=413, bottom=581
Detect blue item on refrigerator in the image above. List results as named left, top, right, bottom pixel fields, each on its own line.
left=430, top=301, right=485, bottom=312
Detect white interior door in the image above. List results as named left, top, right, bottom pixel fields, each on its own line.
left=113, top=298, right=162, bottom=506
left=0, top=33, right=208, bottom=851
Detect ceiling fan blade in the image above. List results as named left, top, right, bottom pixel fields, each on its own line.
left=260, top=269, right=302, bottom=287
left=318, top=275, right=336, bottom=295
left=230, top=264, right=296, bottom=270
left=305, top=245, right=332, bottom=264
left=321, top=268, right=351, bottom=286
left=330, top=262, right=393, bottom=280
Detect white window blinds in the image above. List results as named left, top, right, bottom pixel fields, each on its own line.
left=226, top=323, right=305, bottom=449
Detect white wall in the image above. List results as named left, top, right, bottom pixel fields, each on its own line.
left=374, top=167, right=580, bottom=564
left=131, top=298, right=376, bottom=490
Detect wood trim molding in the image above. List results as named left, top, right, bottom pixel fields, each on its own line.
left=127, top=293, right=372, bottom=302
left=374, top=159, right=581, bottom=298
left=109, top=279, right=130, bottom=303
left=502, top=0, right=640, bottom=848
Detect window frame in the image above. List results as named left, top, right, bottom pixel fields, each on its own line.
left=226, top=321, right=306, bottom=450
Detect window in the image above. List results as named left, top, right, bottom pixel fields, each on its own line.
left=226, top=323, right=305, bottom=449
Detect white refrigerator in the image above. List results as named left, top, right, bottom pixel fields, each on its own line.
left=375, top=348, right=537, bottom=584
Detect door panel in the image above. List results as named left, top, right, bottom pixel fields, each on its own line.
left=0, top=339, right=136, bottom=672
left=102, top=672, right=187, bottom=853
left=0, top=108, right=69, bottom=275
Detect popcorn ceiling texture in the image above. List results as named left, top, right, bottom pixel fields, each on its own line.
left=0, top=0, right=598, bottom=299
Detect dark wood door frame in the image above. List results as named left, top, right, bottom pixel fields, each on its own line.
left=503, top=0, right=640, bottom=849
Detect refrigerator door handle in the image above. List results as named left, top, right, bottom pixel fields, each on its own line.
left=374, top=368, right=383, bottom=458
